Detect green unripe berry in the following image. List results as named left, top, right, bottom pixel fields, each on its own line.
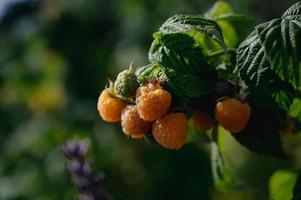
left=114, top=68, right=139, bottom=99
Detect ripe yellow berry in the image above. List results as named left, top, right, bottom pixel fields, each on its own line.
left=97, top=89, right=127, bottom=122
left=192, top=111, right=216, bottom=132
left=215, top=98, right=251, bottom=133
left=121, top=106, right=152, bottom=139
left=136, top=83, right=172, bottom=121
left=152, top=112, right=188, bottom=150
left=136, top=84, right=151, bottom=99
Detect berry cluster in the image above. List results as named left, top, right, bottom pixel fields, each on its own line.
left=97, top=68, right=253, bottom=150
left=97, top=68, right=189, bottom=149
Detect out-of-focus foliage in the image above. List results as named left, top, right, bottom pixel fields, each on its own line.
left=0, top=0, right=299, bottom=200
left=293, top=170, right=301, bottom=200
left=269, top=170, right=297, bottom=200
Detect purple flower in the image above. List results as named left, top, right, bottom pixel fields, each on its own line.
left=61, top=139, right=89, bottom=159
left=61, top=139, right=112, bottom=200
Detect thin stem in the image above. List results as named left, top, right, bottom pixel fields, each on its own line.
left=208, top=48, right=237, bottom=58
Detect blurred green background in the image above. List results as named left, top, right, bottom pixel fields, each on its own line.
left=0, top=0, right=299, bottom=199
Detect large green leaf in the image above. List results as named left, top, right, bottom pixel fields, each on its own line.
left=256, top=2, right=301, bottom=89
left=205, top=1, right=254, bottom=47
left=236, top=30, right=295, bottom=112
left=149, top=32, right=209, bottom=75
left=159, top=15, right=226, bottom=51
left=205, top=1, right=233, bottom=17
left=210, top=127, right=248, bottom=191
left=165, top=72, right=210, bottom=98
left=235, top=3, right=301, bottom=112
left=147, top=33, right=214, bottom=101
left=236, top=30, right=268, bottom=86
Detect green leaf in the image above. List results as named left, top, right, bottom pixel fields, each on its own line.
left=269, top=170, right=297, bottom=200
left=149, top=33, right=208, bottom=75
left=282, top=1, right=301, bottom=23
left=216, top=20, right=238, bottom=48
left=293, top=170, right=301, bottom=200
left=289, top=98, right=301, bottom=121
left=236, top=30, right=295, bottom=112
left=205, top=1, right=233, bottom=17
left=135, top=64, right=167, bottom=83
left=217, top=14, right=254, bottom=46
left=210, top=126, right=249, bottom=191
left=205, top=1, right=254, bottom=48
left=256, top=2, right=301, bottom=89
left=232, top=106, right=286, bottom=158
left=166, top=72, right=210, bottom=98
left=233, top=2, right=301, bottom=115
left=236, top=30, right=268, bottom=86
left=147, top=33, right=214, bottom=101
left=211, top=141, right=238, bottom=190
left=159, top=15, right=227, bottom=51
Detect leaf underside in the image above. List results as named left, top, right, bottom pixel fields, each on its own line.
left=232, top=107, right=286, bottom=158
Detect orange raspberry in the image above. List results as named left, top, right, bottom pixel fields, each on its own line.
left=136, top=83, right=172, bottom=121
left=136, top=85, right=150, bottom=99
left=97, top=89, right=127, bottom=122
left=152, top=112, right=188, bottom=150
left=135, top=83, right=162, bottom=99
left=121, top=106, right=152, bottom=139
left=192, top=111, right=216, bottom=132
left=215, top=98, right=251, bottom=133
